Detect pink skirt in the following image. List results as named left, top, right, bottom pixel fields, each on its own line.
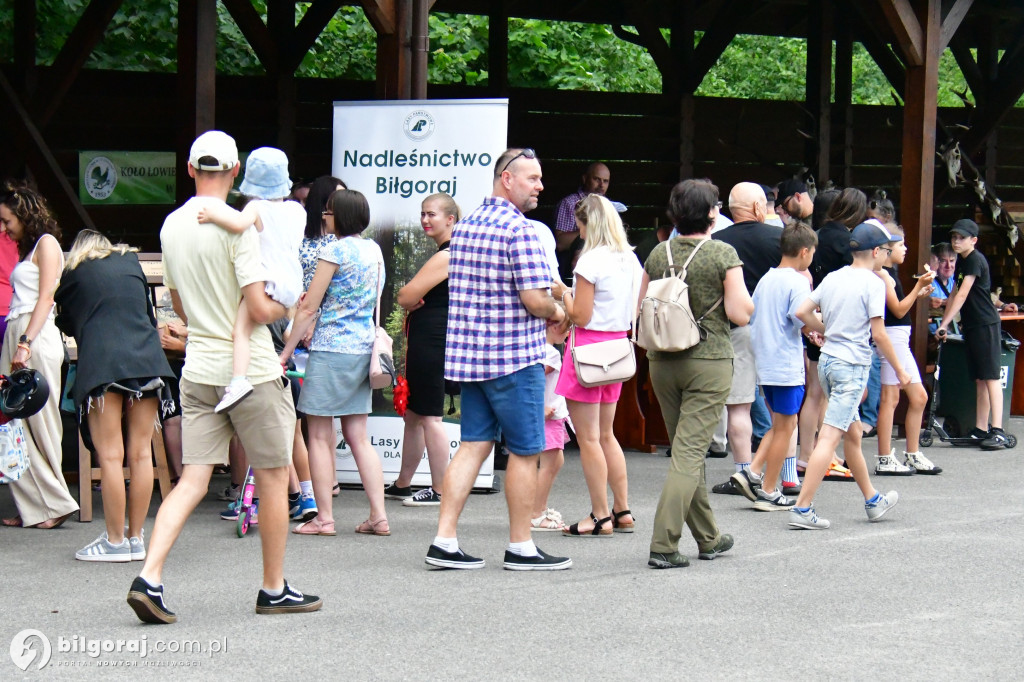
left=555, top=327, right=628, bottom=404
left=544, top=417, right=570, bottom=451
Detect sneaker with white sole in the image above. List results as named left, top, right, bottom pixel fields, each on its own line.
left=503, top=547, right=572, bottom=571
left=904, top=451, right=942, bottom=475
left=865, top=490, right=899, bottom=522
left=697, top=533, right=734, bottom=560
left=129, top=529, right=146, bottom=561
left=875, top=450, right=914, bottom=476
left=214, top=378, right=254, bottom=414
left=220, top=498, right=242, bottom=520
left=217, top=483, right=240, bottom=501
left=291, top=495, right=318, bottom=522
left=403, top=487, right=441, bottom=506
left=788, top=506, right=830, bottom=530
left=729, top=469, right=762, bottom=502
left=383, top=483, right=412, bottom=500
left=127, top=577, right=177, bottom=624
left=425, top=544, right=485, bottom=569
left=753, top=488, right=796, bottom=512
left=76, top=533, right=132, bottom=562
left=255, top=580, right=323, bottom=615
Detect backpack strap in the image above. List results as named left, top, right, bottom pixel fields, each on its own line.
left=679, top=238, right=722, bottom=333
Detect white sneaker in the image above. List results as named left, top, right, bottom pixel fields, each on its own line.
left=865, top=490, right=899, bottom=522
left=904, top=451, right=942, bottom=475
left=875, top=449, right=914, bottom=476
left=129, top=528, right=146, bottom=561
left=215, top=379, right=254, bottom=414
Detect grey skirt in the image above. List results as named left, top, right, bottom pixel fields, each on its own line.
left=297, top=350, right=372, bottom=417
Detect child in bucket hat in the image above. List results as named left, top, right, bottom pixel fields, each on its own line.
left=197, top=147, right=306, bottom=414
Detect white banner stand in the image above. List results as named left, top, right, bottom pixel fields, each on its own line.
left=335, top=416, right=495, bottom=491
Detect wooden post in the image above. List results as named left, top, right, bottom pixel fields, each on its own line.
left=13, top=0, right=36, bottom=95
left=835, top=12, right=854, bottom=187
left=411, top=0, right=429, bottom=99
left=805, top=0, right=833, bottom=183
left=488, top=0, right=509, bottom=98
left=176, top=0, right=218, bottom=205
left=269, top=0, right=297, bottom=153
left=896, top=0, right=941, bottom=373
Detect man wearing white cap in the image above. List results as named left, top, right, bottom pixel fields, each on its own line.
left=127, top=131, right=321, bottom=623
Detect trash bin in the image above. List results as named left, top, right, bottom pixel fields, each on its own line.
left=935, top=330, right=1019, bottom=436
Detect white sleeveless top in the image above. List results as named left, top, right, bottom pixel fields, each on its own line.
left=8, top=234, right=64, bottom=321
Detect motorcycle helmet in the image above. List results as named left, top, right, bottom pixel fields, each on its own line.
left=0, top=369, right=50, bottom=419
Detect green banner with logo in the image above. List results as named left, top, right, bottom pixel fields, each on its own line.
left=78, top=151, right=177, bottom=205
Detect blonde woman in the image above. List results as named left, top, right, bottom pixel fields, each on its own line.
left=0, top=184, right=78, bottom=529
left=557, top=194, right=643, bottom=536
left=55, top=230, right=174, bottom=561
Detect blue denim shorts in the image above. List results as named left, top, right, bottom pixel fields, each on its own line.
left=818, top=353, right=870, bottom=432
left=460, top=363, right=545, bottom=455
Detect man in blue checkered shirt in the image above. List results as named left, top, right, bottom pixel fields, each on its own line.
left=424, top=148, right=572, bottom=572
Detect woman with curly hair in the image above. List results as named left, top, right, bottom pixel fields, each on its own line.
left=0, top=184, right=79, bottom=528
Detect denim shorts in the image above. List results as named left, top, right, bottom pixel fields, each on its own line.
left=818, top=354, right=870, bottom=432
left=761, top=384, right=805, bottom=416
left=460, top=363, right=545, bottom=455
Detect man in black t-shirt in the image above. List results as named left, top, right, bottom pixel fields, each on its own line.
left=936, top=219, right=1008, bottom=449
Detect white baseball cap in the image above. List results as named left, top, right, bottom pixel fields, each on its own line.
left=189, top=131, right=239, bottom=171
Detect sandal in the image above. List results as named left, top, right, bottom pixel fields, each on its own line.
left=562, top=512, right=613, bottom=537
left=33, top=511, right=76, bottom=529
left=530, top=509, right=564, bottom=531
left=355, top=518, right=390, bottom=536
left=824, top=461, right=855, bottom=481
left=292, top=519, right=336, bottom=536
left=332, top=482, right=341, bottom=497
left=612, top=509, right=635, bottom=533
left=2, top=516, right=23, bottom=527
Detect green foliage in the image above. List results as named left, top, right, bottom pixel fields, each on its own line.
left=428, top=13, right=488, bottom=85
left=697, top=34, right=806, bottom=100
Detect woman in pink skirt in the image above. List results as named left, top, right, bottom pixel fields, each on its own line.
left=557, top=194, right=643, bottom=536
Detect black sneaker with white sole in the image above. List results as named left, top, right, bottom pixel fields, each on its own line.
left=127, top=576, right=177, bottom=624
left=980, top=428, right=1010, bottom=450
left=384, top=483, right=413, bottom=500
left=255, top=580, right=323, bottom=614
left=503, top=547, right=572, bottom=571
left=729, top=469, right=762, bottom=501
left=425, top=544, right=485, bottom=569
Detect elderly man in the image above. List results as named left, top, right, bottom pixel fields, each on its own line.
left=425, top=148, right=571, bottom=571
left=710, top=183, right=784, bottom=497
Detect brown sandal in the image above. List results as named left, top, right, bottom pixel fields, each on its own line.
left=562, top=512, right=613, bottom=537
left=612, top=509, right=635, bottom=533
left=355, top=518, right=390, bottom=536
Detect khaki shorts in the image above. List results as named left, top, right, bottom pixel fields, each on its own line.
left=180, top=377, right=295, bottom=469
left=726, top=326, right=757, bottom=405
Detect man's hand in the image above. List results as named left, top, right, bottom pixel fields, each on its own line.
left=1002, top=302, right=1019, bottom=313
left=929, top=296, right=946, bottom=310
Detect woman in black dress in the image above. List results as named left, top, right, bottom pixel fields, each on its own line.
left=385, top=193, right=460, bottom=507
left=55, top=230, right=174, bottom=562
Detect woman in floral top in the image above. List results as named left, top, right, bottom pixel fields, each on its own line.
left=280, top=189, right=388, bottom=538
left=299, top=175, right=346, bottom=289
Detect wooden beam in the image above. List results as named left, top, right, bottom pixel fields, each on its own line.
left=960, top=46, right=1024, bottom=155
left=362, top=0, right=396, bottom=35
left=288, top=0, right=344, bottom=72
left=805, top=0, right=833, bottom=183
left=853, top=7, right=907, bottom=98
left=176, top=0, right=218, bottom=205
left=411, top=0, right=430, bottom=99
left=33, top=0, right=124, bottom=128
left=13, top=0, right=36, bottom=93
left=488, top=0, right=509, bottom=97
left=949, top=33, right=985, bottom=104
left=269, top=0, right=296, bottom=152
left=685, top=0, right=754, bottom=92
left=939, top=0, right=974, bottom=52
left=222, top=0, right=279, bottom=71
left=0, top=68, right=95, bottom=232
left=624, top=2, right=678, bottom=86
left=835, top=13, right=854, bottom=186
left=878, top=0, right=924, bottom=66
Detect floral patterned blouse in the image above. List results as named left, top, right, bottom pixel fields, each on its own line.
left=299, top=234, right=336, bottom=291
left=309, top=236, right=384, bottom=355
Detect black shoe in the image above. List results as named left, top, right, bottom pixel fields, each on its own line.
left=729, top=470, right=762, bottom=501
left=503, top=547, right=572, bottom=571
left=255, top=580, right=323, bottom=614
left=862, top=425, right=877, bottom=438
left=127, top=576, right=177, bottom=624
left=384, top=483, right=412, bottom=500
left=711, top=478, right=744, bottom=496
left=698, top=533, right=734, bottom=560
left=981, top=428, right=1010, bottom=450
left=648, top=551, right=689, bottom=569
left=425, top=544, right=485, bottom=569
left=706, top=448, right=728, bottom=459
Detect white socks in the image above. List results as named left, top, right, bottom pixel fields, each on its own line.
left=507, top=540, right=538, bottom=557
left=433, top=536, right=458, bottom=553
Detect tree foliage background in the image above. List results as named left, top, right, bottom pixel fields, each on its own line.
left=0, top=0, right=1009, bottom=107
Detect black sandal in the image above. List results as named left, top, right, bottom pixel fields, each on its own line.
left=562, top=512, right=613, bottom=537
left=612, top=509, right=635, bottom=533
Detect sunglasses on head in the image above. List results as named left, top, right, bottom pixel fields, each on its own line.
left=499, top=148, right=536, bottom=175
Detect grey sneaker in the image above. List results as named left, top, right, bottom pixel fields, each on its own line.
left=904, top=451, right=942, bottom=475
left=403, top=487, right=441, bottom=507
left=698, top=533, right=734, bottom=560
left=865, top=490, right=899, bottom=522
left=648, top=551, right=690, bottom=569
left=76, top=533, right=132, bottom=563
left=876, top=450, right=914, bottom=476
left=788, top=506, right=830, bottom=530
left=129, top=529, right=146, bottom=561
left=753, top=488, right=796, bottom=512
left=729, top=469, right=762, bottom=502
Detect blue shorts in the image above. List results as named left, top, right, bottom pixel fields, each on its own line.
left=817, top=354, right=870, bottom=432
left=459, top=363, right=546, bottom=455
left=762, top=384, right=805, bottom=416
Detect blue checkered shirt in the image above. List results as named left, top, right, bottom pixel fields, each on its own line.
left=445, top=196, right=550, bottom=382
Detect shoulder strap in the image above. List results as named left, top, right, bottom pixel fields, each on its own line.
left=374, top=260, right=383, bottom=327
left=680, top=238, right=722, bottom=325
left=680, top=237, right=711, bottom=271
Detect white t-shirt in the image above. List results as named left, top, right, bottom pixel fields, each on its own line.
left=809, top=265, right=886, bottom=366
left=529, top=220, right=560, bottom=283
left=572, top=246, right=642, bottom=332
left=254, top=199, right=306, bottom=307
left=751, top=267, right=810, bottom=386
left=542, top=344, right=568, bottom=419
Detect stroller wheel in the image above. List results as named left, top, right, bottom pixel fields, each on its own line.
left=919, top=431, right=933, bottom=448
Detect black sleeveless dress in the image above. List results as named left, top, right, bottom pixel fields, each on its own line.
left=406, top=241, right=449, bottom=417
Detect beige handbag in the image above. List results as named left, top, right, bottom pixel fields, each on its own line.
left=637, top=238, right=722, bottom=353
left=570, top=261, right=640, bottom=388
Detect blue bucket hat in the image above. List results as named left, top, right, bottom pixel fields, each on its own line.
left=239, top=147, right=292, bottom=199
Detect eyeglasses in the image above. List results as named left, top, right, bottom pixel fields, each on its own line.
left=322, top=211, right=333, bottom=216
left=499, top=148, right=536, bottom=175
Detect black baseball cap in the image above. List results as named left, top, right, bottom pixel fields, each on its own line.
left=950, top=218, right=979, bottom=238
left=776, top=178, right=808, bottom=206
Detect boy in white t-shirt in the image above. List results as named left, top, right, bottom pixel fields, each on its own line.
left=791, top=220, right=911, bottom=530
left=197, top=147, right=305, bottom=413
left=732, top=223, right=817, bottom=511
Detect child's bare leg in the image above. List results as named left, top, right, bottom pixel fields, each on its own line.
left=533, top=448, right=564, bottom=518
left=762, top=414, right=797, bottom=492
left=904, top=383, right=928, bottom=451
left=840, top=426, right=877, bottom=500
left=877, top=385, right=899, bottom=455
left=795, top=424, right=844, bottom=507
left=232, top=300, right=254, bottom=380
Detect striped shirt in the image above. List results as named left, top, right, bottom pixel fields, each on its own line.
left=445, top=196, right=550, bottom=382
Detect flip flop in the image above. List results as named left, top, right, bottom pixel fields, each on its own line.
left=292, top=519, right=336, bottom=536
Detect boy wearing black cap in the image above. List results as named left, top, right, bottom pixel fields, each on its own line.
left=936, top=219, right=1009, bottom=449
left=789, top=219, right=909, bottom=530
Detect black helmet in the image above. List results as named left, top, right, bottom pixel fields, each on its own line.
left=1, top=369, right=50, bottom=419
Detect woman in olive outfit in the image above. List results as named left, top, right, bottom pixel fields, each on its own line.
left=641, top=179, right=754, bottom=569
left=56, top=230, right=175, bottom=562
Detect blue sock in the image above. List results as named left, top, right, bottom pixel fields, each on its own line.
left=866, top=492, right=881, bottom=504
left=794, top=506, right=811, bottom=513
left=782, top=457, right=798, bottom=484
left=736, top=462, right=750, bottom=473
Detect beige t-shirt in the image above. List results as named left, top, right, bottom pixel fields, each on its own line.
left=161, top=196, right=280, bottom=386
